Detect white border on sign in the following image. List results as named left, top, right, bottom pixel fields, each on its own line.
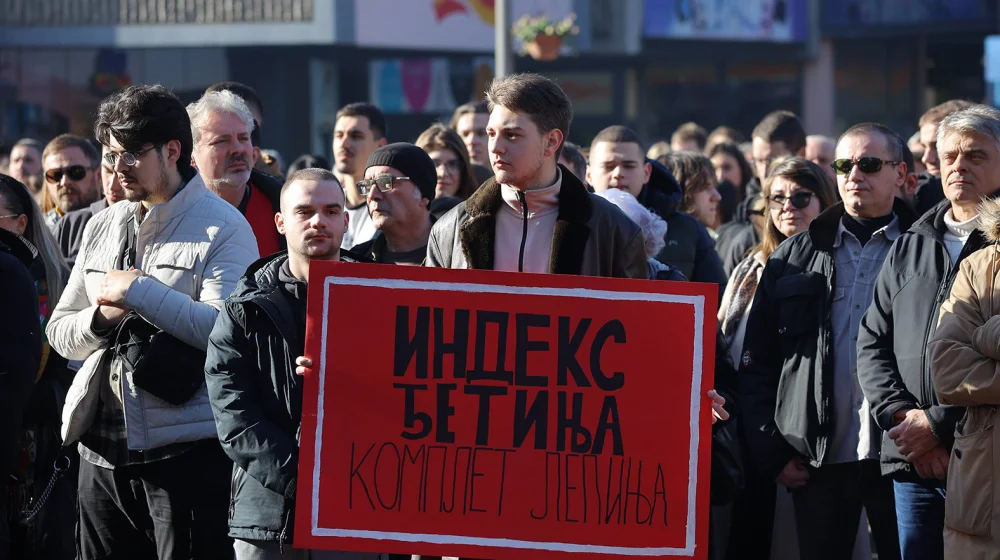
left=312, top=278, right=706, bottom=556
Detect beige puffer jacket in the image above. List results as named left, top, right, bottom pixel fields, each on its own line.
left=930, top=197, right=1000, bottom=558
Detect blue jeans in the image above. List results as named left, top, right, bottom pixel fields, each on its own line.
left=893, top=476, right=946, bottom=560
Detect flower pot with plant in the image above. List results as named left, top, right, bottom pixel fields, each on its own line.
left=512, top=12, right=580, bottom=61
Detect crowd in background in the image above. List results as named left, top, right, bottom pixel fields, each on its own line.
left=0, top=72, right=998, bottom=560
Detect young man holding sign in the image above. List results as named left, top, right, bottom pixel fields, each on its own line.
left=426, top=73, right=647, bottom=278
left=205, top=168, right=381, bottom=560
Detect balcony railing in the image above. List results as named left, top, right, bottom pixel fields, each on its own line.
left=0, top=0, right=314, bottom=25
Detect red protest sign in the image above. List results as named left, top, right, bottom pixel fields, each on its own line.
left=295, top=263, right=717, bottom=559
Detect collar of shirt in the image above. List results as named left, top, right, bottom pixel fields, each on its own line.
left=833, top=213, right=901, bottom=249
left=500, top=167, right=562, bottom=220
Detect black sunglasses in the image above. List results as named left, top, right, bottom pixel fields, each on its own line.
left=831, top=157, right=901, bottom=175
left=768, top=191, right=815, bottom=210
left=44, top=164, right=94, bottom=184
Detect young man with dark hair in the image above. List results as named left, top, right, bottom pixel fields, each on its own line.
left=557, top=140, right=588, bottom=183
left=740, top=122, right=917, bottom=560
left=671, top=121, right=708, bottom=152
left=41, top=134, right=102, bottom=231
left=206, top=168, right=380, bottom=560
left=428, top=73, right=644, bottom=277
left=333, top=102, right=388, bottom=249
left=751, top=110, right=807, bottom=182
left=449, top=101, right=491, bottom=170
left=47, top=84, right=259, bottom=559
left=587, top=124, right=727, bottom=293
left=717, top=110, right=808, bottom=276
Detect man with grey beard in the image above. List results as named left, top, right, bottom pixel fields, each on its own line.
left=189, top=90, right=285, bottom=257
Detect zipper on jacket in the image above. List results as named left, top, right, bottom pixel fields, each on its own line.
left=516, top=190, right=528, bottom=273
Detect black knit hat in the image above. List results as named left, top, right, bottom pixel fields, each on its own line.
left=365, top=142, right=437, bottom=202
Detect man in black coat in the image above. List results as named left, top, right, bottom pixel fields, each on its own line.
left=0, top=227, right=42, bottom=559
left=205, top=168, right=377, bottom=560
left=586, top=125, right=727, bottom=299
left=739, top=123, right=917, bottom=560
left=858, top=104, right=1000, bottom=560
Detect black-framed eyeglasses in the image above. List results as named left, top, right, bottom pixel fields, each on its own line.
left=44, top=164, right=95, bottom=184
left=831, top=157, right=901, bottom=175
left=357, top=175, right=411, bottom=196
left=769, top=191, right=815, bottom=210
left=104, top=145, right=157, bottom=168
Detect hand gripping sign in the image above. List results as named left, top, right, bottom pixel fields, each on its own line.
left=295, top=263, right=717, bottom=559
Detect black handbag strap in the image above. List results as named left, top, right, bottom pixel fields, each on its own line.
left=116, top=214, right=137, bottom=271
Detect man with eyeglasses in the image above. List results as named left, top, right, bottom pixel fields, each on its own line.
left=40, top=134, right=102, bottom=233
left=740, top=122, right=918, bottom=560
left=54, top=144, right=126, bottom=265
left=351, top=143, right=437, bottom=265
left=46, top=84, right=258, bottom=559
left=858, top=105, right=1000, bottom=560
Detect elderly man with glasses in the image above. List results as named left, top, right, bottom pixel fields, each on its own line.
left=350, top=142, right=438, bottom=265
left=740, top=122, right=919, bottom=560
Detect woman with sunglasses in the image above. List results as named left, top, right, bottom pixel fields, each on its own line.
left=717, top=158, right=836, bottom=560
left=0, top=173, right=75, bottom=559
left=416, top=123, right=479, bottom=201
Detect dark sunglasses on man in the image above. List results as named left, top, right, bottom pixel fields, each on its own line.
left=768, top=191, right=815, bottom=210
left=44, top=164, right=95, bottom=184
left=357, top=175, right=411, bottom=196
left=831, top=157, right=901, bottom=176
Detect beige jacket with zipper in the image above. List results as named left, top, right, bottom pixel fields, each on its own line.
left=930, top=197, right=1000, bottom=558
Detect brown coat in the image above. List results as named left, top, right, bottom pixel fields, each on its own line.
left=930, top=197, right=1000, bottom=558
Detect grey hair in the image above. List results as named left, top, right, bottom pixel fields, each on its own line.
left=937, top=104, right=1000, bottom=151
left=186, top=90, right=256, bottom=145
left=596, top=188, right=668, bottom=258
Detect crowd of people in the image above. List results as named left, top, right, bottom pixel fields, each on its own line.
left=0, top=70, right=996, bottom=560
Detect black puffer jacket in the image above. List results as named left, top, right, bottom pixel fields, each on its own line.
left=738, top=200, right=917, bottom=478
left=858, top=198, right=990, bottom=475
left=640, top=159, right=727, bottom=300
left=205, top=250, right=368, bottom=542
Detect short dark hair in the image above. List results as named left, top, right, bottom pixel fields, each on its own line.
left=671, top=122, right=708, bottom=151
left=486, top=73, right=572, bottom=159
left=280, top=167, right=343, bottom=209
left=590, top=125, right=644, bottom=154
left=206, top=81, right=263, bottom=121
left=287, top=154, right=331, bottom=176
left=919, top=99, right=975, bottom=128
left=42, top=134, right=100, bottom=168
left=95, top=84, right=193, bottom=175
left=752, top=110, right=806, bottom=155
left=659, top=151, right=717, bottom=214
left=336, top=102, right=387, bottom=140
left=560, top=141, right=587, bottom=181
left=449, top=101, right=489, bottom=130
left=901, top=143, right=915, bottom=174
left=839, top=122, right=906, bottom=164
